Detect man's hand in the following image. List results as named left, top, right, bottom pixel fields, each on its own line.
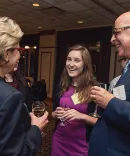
left=90, top=86, right=115, bottom=109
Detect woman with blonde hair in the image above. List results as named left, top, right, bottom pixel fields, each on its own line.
left=51, top=44, right=98, bottom=156
left=0, top=17, right=48, bottom=156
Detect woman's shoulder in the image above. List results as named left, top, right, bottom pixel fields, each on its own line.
left=0, top=80, right=18, bottom=92
left=0, top=80, right=22, bottom=103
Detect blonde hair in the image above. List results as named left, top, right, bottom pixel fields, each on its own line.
left=0, top=17, right=24, bottom=63
left=60, top=44, right=97, bottom=103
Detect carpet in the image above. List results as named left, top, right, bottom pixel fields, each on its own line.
left=36, top=99, right=55, bottom=156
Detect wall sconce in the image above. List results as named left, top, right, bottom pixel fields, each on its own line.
left=24, top=45, right=37, bottom=50
left=33, top=46, right=37, bottom=49
left=88, top=41, right=100, bottom=52
left=25, top=45, right=30, bottom=49
left=96, top=41, right=100, bottom=48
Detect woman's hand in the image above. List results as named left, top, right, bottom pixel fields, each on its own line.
left=54, top=107, right=65, bottom=119
left=30, top=111, right=49, bottom=131
left=63, top=109, right=84, bottom=121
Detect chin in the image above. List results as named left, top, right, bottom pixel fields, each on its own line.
left=118, top=51, right=124, bottom=57
left=69, top=75, right=76, bottom=78
left=68, top=74, right=77, bottom=78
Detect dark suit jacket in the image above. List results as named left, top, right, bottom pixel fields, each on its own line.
left=88, top=67, right=130, bottom=156
left=0, top=78, right=42, bottom=156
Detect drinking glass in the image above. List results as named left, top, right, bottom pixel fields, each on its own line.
left=59, top=107, right=66, bottom=126
left=60, top=117, right=65, bottom=126
left=59, top=107, right=70, bottom=126
left=32, top=101, right=46, bottom=136
left=89, top=83, right=107, bottom=118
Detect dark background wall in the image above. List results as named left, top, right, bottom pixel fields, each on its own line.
left=54, top=26, right=112, bottom=91
left=18, top=27, right=113, bottom=92
left=20, top=34, right=40, bottom=83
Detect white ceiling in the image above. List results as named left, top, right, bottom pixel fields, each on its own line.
left=1, top=0, right=130, bottom=34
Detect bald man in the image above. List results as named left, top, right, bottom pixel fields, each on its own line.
left=88, top=12, right=130, bottom=156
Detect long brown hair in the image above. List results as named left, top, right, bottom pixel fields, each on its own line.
left=60, top=44, right=97, bottom=103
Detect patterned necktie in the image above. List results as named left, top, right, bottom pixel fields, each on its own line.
left=116, top=60, right=130, bottom=85
left=122, top=61, right=130, bottom=75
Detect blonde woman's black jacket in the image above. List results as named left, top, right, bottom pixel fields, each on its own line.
left=0, top=77, right=42, bottom=156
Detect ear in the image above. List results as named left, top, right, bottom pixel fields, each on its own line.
left=4, top=51, right=9, bottom=62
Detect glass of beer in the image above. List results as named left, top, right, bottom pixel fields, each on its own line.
left=32, top=101, right=46, bottom=136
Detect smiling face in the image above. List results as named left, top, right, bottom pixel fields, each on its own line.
left=66, top=50, right=84, bottom=80
left=111, top=12, right=130, bottom=58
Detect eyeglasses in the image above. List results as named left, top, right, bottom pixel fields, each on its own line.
left=118, top=57, right=127, bottom=63
left=7, top=47, right=25, bottom=54
left=113, top=26, right=130, bottom=35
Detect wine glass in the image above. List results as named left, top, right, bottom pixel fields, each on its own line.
left=89, top=83, right=107, bottom=118
left=59, top=107, right=70, bottom=126
left=59, top=107, right=66, bottom=126
left=32, top=101, right=46, bottom=136
left=60, top=117, right=65, bottom=126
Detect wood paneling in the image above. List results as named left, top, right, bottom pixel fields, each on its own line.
left=40, top=52, right=52, bottom=93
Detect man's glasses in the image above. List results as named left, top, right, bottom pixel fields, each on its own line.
left=118, top=57, right=127, bottom=63
left=113, top=26, right=130, bottom=35
left=7, top=47, right=25, bottom=54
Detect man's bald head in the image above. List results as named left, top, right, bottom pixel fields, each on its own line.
left=115, top=11, right=130, bottom=27
left=111, top=11, right=130, bottom=59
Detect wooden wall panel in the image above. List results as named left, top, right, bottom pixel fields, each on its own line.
left=40, top=52, right=51, bottom=93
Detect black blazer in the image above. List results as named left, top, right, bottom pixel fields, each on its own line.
left=0, top=78, right=42, bottom=156
left=88, top=67, right=130, bottom=156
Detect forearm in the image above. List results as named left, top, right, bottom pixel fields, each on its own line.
left=104, top=98, right=130, bottom=130
left=81, top=114, right=98, bottom=126
left=20, top=125, right=42, bottom=156
left=0, top=115, right=42, bottom=156
left=0, top=91, right=42, bottom=156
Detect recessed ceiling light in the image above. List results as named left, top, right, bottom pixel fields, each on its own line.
left=32, top=3, right=40, bottom=7
left=38, top=26, right=42, bottom=29
left=78, top=20, right=83, bottom=24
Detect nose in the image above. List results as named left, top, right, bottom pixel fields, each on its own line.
left=111, top=34, right=116, bottom=45
left=18, top=49, right=21, bottom=55
left=69, top=60, right=74, bottom=66
left=17, top=50, right=21, bottom=59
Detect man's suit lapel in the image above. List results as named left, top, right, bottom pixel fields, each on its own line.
left=115, top=67, right=130, bottom=87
